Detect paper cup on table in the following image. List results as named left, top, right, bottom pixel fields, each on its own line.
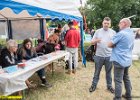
left=18, top=63, right=26, bottom=68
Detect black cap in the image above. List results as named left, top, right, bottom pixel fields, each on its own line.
left=68, top=21, right=73, bottom=26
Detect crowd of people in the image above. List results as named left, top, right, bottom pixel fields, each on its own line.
left=0, top=17, right=135, bottom=100
left=0, top=21, right=81, bottom=94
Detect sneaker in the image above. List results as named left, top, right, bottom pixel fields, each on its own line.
left=89, top=85, right=96, bottom=92
left=66, top=70, right=72, bottom=75
left=107, top=87, right=115, bottom=93
left=41, top=82, right=52, bottom=88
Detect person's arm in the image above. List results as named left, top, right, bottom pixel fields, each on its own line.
left=64, top=30, right=69, bottom=46
left=108, top=42, right=115, bottom=48
left=77, top=31, right=81, bottom=46
left=108, top=32, right=123, bottom=48
left=1, top=49, right=16, bottom=67
left=2, top=54, right=15, bottom=67
left=55, top=35, right=59, bottom=45
left=64, top=31, right=68, bottom=41
left=17, top=48, right=28, bottom=63
left=32, top=48, right=38, bottom=58
left=108, top=30, right=117, bottom=48
left=91, top=30, right=101, bottom=45
left=17, top=48, right=23, bottom=61
left=91, top=38, right=101, bottom=45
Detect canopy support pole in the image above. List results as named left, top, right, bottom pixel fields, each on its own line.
left=0, top=13, right=12, bottom=39
left=39, top=18, right=45, bottom=40
left=80, top=21, right=86, bottom=67
left=7, top=20, right=12, bottom=39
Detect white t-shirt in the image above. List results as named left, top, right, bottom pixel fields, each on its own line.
left=92, top=28, right=116, bottom=57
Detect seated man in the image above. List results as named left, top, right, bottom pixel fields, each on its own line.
left=36, top=39, right=46, bottom=55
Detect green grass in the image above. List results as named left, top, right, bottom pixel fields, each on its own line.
left=24, top=61, right=140, bottom=100
left=0, top=39, right=6, bottom=46
left=132, top=60, right=140, bottom=74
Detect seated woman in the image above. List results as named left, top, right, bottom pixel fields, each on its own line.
left=47, top=29, right=60, bottom=45
left=17, top=38, right=52, bottom=88
left=0, top=39, right=18, bottom=68
left=0, top=39, right=25, bottom=95
left=46, top=29, right=61, bottom=53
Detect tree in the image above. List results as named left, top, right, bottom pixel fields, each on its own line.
left=83, top=0, right=140, bottom=31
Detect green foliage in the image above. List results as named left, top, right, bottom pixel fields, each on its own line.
left=0, top=39, right=6, bottom=46
left=84, top=42, right=91, bottom=50
left=46, top=20, right=67, bottom=28
left=84, top=0, right=140, bottom=30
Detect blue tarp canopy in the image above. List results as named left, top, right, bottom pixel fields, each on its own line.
left=0, top=0, right=82, bottom=21
left=0, top=0, right=86, bottom=66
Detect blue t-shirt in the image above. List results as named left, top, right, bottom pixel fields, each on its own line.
left=110, top=28, right=135, bottom=67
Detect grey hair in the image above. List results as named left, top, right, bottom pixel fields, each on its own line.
left=6, top=39, right=18, bottom=49
left=121, top=18, right=132, bottom=27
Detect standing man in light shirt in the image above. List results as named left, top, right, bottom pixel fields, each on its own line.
left=89, top=17, right=116, bottom=93
left=108, top=18, right=135, bottom=100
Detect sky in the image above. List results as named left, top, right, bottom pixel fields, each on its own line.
left=75, top=0, right=87, bottom=7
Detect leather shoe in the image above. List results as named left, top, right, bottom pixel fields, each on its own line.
left=107, top=87, right=115, bottom=93
left=122, top=94, right=132, bottom=100
left=113, top=97, right=122, bottom=100
left=89, top=85, right=96, bottom=92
